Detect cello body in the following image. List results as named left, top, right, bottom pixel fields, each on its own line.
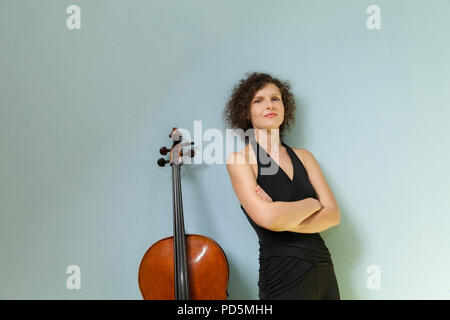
left=139, top=234, right=229, bottom=300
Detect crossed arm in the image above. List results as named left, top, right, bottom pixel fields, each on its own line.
left=287, top=206, right=340, bottom=233
left=254, top=148, right=340, bottom=233
left=255, top=185, right=339, bottom=233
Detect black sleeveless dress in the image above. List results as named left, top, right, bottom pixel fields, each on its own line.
left=240, top=136, right=340, bottom=300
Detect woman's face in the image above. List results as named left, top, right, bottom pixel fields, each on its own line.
left=249, top=82, right=284, bottom=131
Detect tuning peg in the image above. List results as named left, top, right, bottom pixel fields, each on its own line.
left=157, top=158, right=170, bottom=167
left=189, top=142, right=194, bottom=157
left=160, top=146, right=170, bottom=155
left=180, top=148, right=195, bottom=158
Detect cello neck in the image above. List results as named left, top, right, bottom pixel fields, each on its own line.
left=172, top=162, right=190, bottom=300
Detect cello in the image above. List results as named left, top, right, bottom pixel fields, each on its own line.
left=138, top=127, right=229, bottom=299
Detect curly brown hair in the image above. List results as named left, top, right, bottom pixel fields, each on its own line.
left=223, top=72, right=296, bottom=140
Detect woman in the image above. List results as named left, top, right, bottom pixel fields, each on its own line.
left=223, top=72, right=341, bottom=300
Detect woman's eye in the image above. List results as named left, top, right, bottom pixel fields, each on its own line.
left=254, top=97, right=279, bottom=103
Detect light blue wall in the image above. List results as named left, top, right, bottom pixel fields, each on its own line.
left=1, top=0, right=449, bottom=299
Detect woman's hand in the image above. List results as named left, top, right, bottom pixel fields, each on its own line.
left=255, top=185, right=273, bottom=202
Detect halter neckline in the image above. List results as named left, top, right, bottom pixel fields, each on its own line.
left=250, top=137, right=296, bottom=183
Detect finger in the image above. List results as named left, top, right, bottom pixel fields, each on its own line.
left=258, top=190, right=271, bottom=202
left=255, top=185, right=272, bottom=202
left=262, top=191, right=272, bottom=202
left=257, top=190, right=263, bottom=197
left=259, top=188, right=268, bottom=198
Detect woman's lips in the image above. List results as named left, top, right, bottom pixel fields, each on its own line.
left=264, top=113, right=277, bottom=118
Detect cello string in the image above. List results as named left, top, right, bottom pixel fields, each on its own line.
left=176, top=163, right=188, bottom=299
left=172, top=161, right=179, bottom=299
left=178, top=163, right=190, bottom=299
left=174, top=162, right=183, bottom=299
left=175, top=163, right=183, bottom=299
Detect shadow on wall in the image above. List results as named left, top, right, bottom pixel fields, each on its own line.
left=321, top=197, right=363, bottom=300
left=287, top=104, right=363, bottom=300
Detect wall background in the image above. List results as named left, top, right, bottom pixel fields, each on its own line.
left=1, top=0, right=449, bottom=299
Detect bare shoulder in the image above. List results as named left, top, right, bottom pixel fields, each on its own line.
left=291, top=147, right=313, bottom=168
left=225, top=144, right=269, bottom=228
left=226, top=144, right=255, bottom=166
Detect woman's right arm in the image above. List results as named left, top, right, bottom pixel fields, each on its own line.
left=226, top=152, right=322, bottom=231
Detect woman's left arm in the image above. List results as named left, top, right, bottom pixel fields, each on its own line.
left=285, top=207, right=340, bottom=233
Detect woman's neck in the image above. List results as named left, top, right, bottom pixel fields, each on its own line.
left=254, top=128, right=281, bottom=155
